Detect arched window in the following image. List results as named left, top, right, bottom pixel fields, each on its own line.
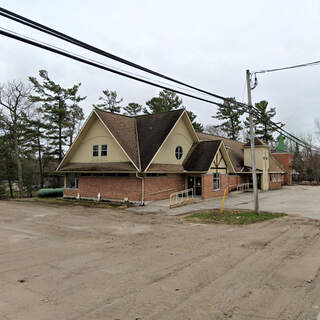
left=175, top=146, right=183, bottom=160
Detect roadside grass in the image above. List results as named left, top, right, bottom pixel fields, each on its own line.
left=185, top=209, right=286, bottom=225
left=13, top=197, right=133, bottom=209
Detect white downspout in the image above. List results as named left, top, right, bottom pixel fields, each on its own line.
left=136, top=173, right=144, bottom=206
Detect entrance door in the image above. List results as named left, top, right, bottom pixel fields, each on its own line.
left=187, top=176, right=202, bottom=196
left=195, top=176, right=202, bottom=196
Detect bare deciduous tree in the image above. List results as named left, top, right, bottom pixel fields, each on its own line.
left=0, top=81, right=32, bottom=197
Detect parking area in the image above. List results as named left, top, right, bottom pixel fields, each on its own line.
left=1, top=197, right=320, bottom=319
left=130, top=185, right=320, bottom=218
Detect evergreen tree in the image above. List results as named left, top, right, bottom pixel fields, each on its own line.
left=29, top=70, right=86, bottom=162
left=244, top=100, right=284, bottom=143
left=123, top=102, right=142, bottom=115
left=187, top=110, right=204, bottom=132
left=212, top=98, right=244, bottom=140
left=93, top=90, right=123, bottom=113
left=144, top=89, right=183, bottom=114
left=144, top=89, right=204, bottom=132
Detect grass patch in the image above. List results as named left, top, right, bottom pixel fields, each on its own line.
left=14, top=197, right=133, bottom=209
left=186, top=209, right=286, bottom=225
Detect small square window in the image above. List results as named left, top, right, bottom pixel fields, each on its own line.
left=101, top=144, right=107, bottom=156
left=93, top=145, right=99, bottom=157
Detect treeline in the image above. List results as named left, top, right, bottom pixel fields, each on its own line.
left=1, top=70, right=319, bottom=198
left=0, top=70, right=204, bottom=198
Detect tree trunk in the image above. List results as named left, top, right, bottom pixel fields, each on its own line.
left=6, top=162, right=14, bottom=198
left=13, top=131, right=24, bottom=198
left=37, top=134, right=44, bottom=188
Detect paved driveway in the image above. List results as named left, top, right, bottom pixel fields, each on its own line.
left=130, top=185, right=320, bottom=218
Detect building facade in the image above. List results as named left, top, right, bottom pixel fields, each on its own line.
left=57, top=108, right=291, bottom=203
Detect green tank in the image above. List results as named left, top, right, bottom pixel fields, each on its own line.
left=37, top=188, right=64, bottom=198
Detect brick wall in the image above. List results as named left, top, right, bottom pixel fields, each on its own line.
left=63, top=174, right=185, bottom=202
left=201, top=174, right=229, bottom=199
left=269, top=173, right=282, bottom=190
left=64, top=188, right=79, bottom=198
left=64, top=176, right=142, bottom=202
left=228, top=174, right=249, bottom=191
left=272, top=153, right=292, bottom=184
left=144, top=175, right=185, bottom=201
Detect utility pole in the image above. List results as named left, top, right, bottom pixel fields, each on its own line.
left=246, top=69, right=259, bottom=214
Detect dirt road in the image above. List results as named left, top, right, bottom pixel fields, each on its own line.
left=1, top=200, right=320, bottom=319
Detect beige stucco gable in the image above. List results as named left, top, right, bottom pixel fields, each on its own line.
left=209, top=150, right=227, bottom=174
left=59, top=112, right=131, bottom=167
left=149, top=112, right=198, bottom=167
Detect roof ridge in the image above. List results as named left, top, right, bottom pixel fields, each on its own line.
left=94, top=107, right=133, bottom=118
left=199, top=132, right=244, bottom=145
left=134, top=108, right=184, bottom=118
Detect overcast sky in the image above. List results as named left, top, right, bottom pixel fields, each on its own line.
left=1, top=0, right=319, bottom=141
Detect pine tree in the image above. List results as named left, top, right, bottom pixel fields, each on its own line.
left=212, top=98, right=244, bottom=140
left=144, top=89, right=183, bottom=114
left=123, top=102, right=142, bottom=115
left=244, top=100, right=284, bottom=143
left=144, top=89, right=204, bottom=132
left=29, top=70, right=86, bottom=162
left=186, top=110, right=204, bottom=132
left=93, top=90, right=123, bottom=113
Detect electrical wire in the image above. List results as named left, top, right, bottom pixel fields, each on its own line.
left=254, top=60, right=320, bottom=74
left=0, top=9, right=318, bottom=152
left=0, top=28, right=251, bottom=114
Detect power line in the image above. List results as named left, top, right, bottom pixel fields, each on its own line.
left=0, top=7, right=231, bottom=103
left=254, top=60, right=320, bottom=74
left=0, top=28, right=250, bottom=113
left=0, top=8, right=318, bottom=152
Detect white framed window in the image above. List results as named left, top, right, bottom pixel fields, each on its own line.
left=66, top=173, right=79, bottom=189
left=93, top=145, right=99, bottom=157
left=213, top=173, right=220, bottom=190
left=271, top=173, right=276, bottom=182
left=175, top=146, right=183, bottom=160
left=101, top=144, right=108, bottom=156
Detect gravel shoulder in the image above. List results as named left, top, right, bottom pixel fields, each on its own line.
left=1, top=200, right=320, bottom=319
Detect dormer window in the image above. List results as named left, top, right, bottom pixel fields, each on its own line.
left=101, top=144, right=108, bottom=156
left=175, top=146, right=183, bottom=160
left=93, top=145, right=99, bottom=157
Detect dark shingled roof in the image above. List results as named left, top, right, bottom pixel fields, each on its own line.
left=184, top=140, right=221, bottom=171
left=59, top=162, right=136, bottom=172
left=136, top=109, right=184, bottom=171
left=244, top=137, right=266, bottom=147
left=95, top=109, right=140, bottom=169
left=197, top=132, right=244, bottom=172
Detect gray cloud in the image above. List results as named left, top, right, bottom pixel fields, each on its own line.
left=1, top=0, right=319, bottom=140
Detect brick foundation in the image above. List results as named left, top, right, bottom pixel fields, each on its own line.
left=144, top=175, right=185, bottom=201
left=63, top=174, right=185, bottom=202
left=269, top=173, right=283, bottom=190
left=272, top=153, right=292, bottom=185
left=228, top=174, right=249, bottom=191
left=201, top=174, right=229, bottom=200
left=64, top=176, right=142, bottom=202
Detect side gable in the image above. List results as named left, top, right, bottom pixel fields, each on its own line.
left=146, top=111, right=199, bottom=170
left=57, top=111, right=137, bottom=171
left=209, top=142, right=236, bottom=174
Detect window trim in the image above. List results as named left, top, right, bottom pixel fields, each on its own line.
left=175, top=146, right=183, bottom=160
left=101, top=144, right=108, bottom=156
left=213, top=172, right=221, bottom=191
left=93, top=145, right=99, bottom=157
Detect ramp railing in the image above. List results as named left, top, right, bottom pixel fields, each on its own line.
left=169, top=188, right=194, bottom=208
